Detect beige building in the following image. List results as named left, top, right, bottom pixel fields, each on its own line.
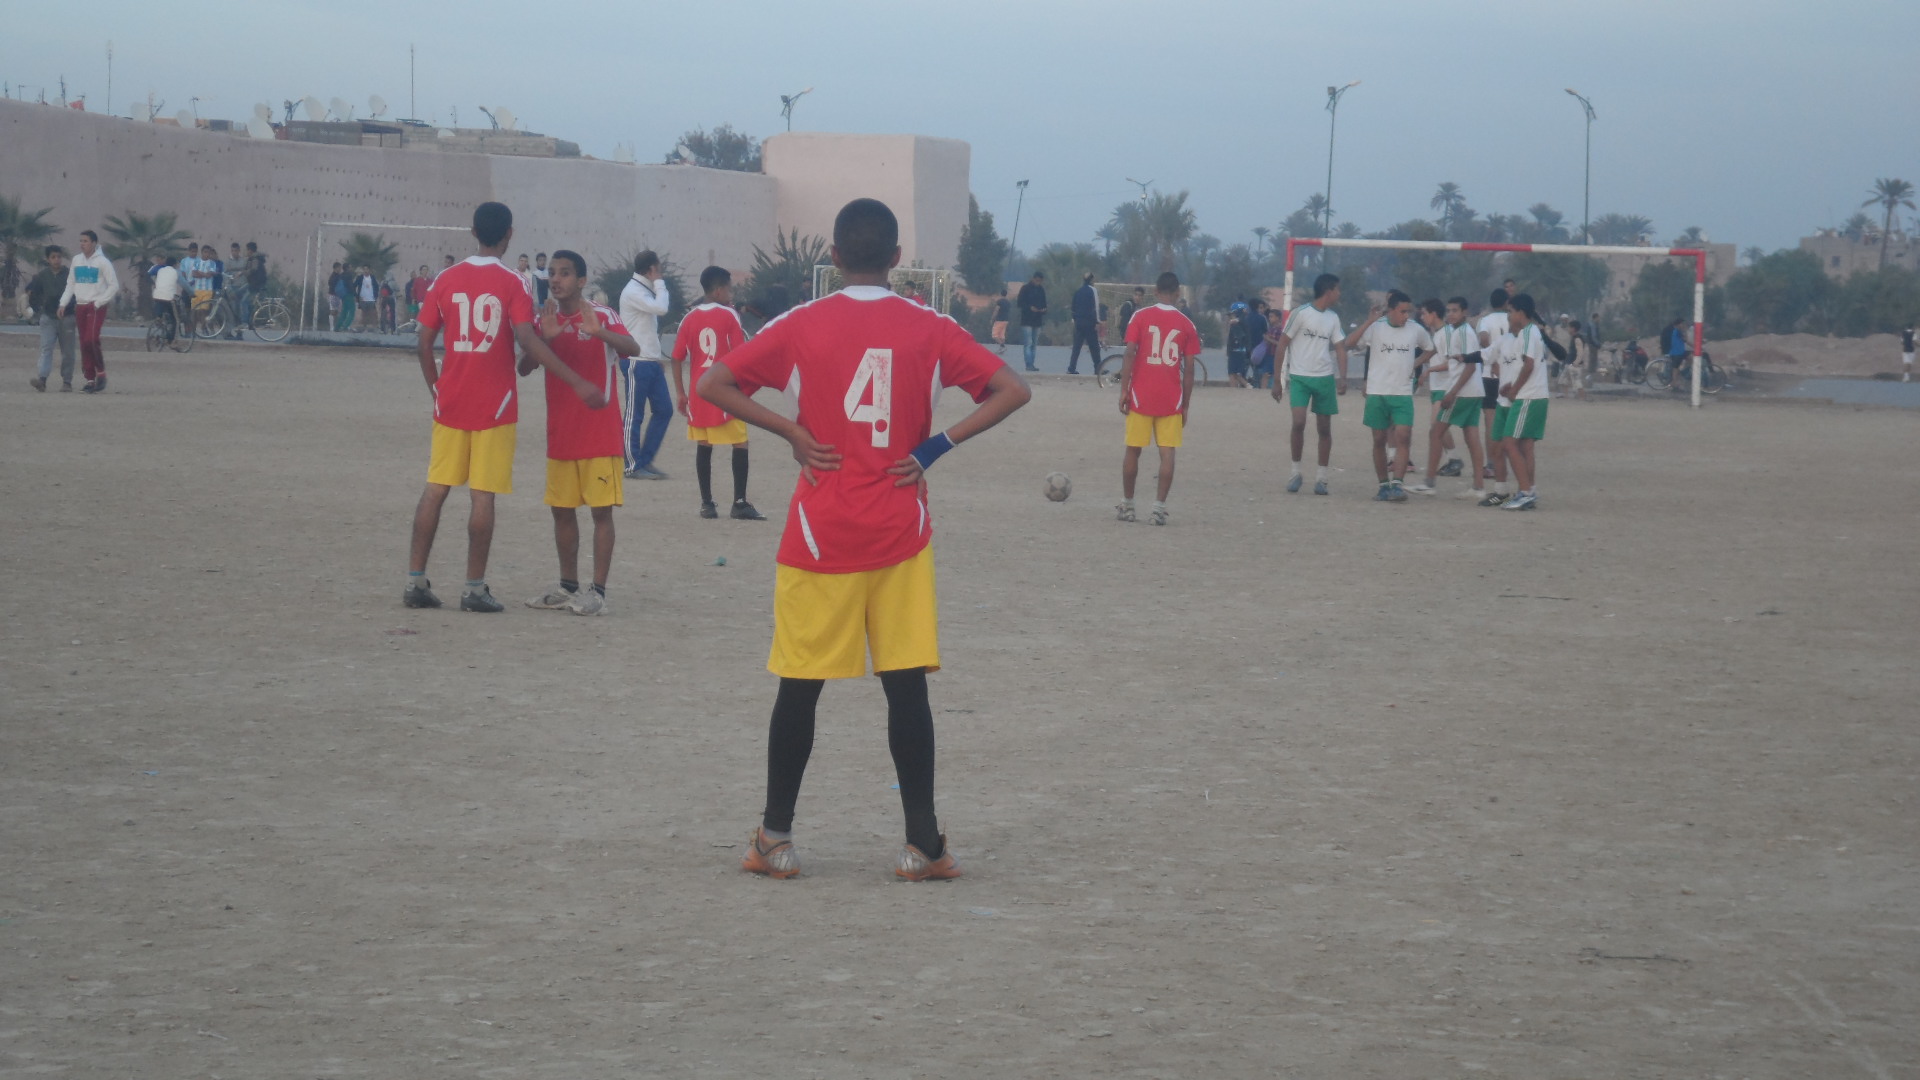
left=0, top=99, right=970, bottom=311
left=1594, top=243, right=1737, bottom=309
left=1799, top=230, right=1918, bottom=278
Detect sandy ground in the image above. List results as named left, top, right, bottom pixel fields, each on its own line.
left=3, top=338, right=1917, bottom=1079
left=1713, top=332, right=1908, bottom=378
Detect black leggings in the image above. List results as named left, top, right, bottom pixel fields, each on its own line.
left=762, top=670, right=941, bottom=855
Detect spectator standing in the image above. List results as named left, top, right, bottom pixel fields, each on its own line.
left=407, top=266, right=431, bottom=322
left=326, top=262, right=345, bottom=329
left=1245, top=300, right=1271, bottom=388
left=617, top=249, right=675, bottom=480
left=26, top=244, right=77, bottom=391
left=533, top=252, right=550, bottom=305
left=223, top=243, right=247, bottom=338
left=516, top=254, right=537, bottom=298
left=1016, top=270, right=1047, bottom=372
left=379, top=275, right=397, bottom=333
left=1117, top=286, right=1143, bottom=335
left=243, top=243, right=267, bottom=326
left=1901, top=323, right=1914, bottom=382
left=1225, top=302, right=1252, bottom=387
left=990, top=288, right=1010, bottom=353
left=355, top=265, right=379, bottom=330
left=1068, top=272, right=1100, bottom=375
left=59, top=229, right=119, bottom=393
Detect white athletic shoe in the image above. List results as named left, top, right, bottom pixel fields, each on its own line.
left=1406, top=483, right=1437, bottom=496
left=526, top=585, right=576, bottom=610
left=1456, top=487, right=1487, bottom=501
left=567, top=588, right=607, bottom=615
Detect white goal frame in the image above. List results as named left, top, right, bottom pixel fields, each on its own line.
left=1285, top=238, right=1711, bottom=408
left=303, top=222, right=470, bottom=335
left=812, top=264, right=951, bottom=312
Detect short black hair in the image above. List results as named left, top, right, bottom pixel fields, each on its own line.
left=550, top=249, right=586, bottom=277
left=1386, top=289, right=1412, bottom=309
left=699, top=265, right=731, bottom=292
left=633, top=249, right=661, bottom=275
left=473, top=202, right=513, bottom=247
left=1155, top=271, right=1180, bottom=295
left=536, top=251, right=547, bottom=258
left=1031, top=270, right=1045, bottom=280
left=1446, top=295, right=1470, bottom=311
left=1083, top=271, right=1095, bottom=283
left=833, top=198, right=899, bottom=273
left=1490, top=288, right=1509, bottom=308
left=45, top=244, right=64, bottom=258
left=1312, top=273, right=1340, bottom=298
left=79, top=229, right=97, bottom=242
left=1420, top=298, right=1445, bottom=318
left=246, top=241, right=257, bottom=252
left=1509, top=292, right=1540, bottom=322
left=1133, top=286, right=1145, bottom=295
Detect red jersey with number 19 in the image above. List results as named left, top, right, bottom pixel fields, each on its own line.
left=1122, top=303, right=1201, bottom=416
left=720, top=285, right=1006, bottom=574
left=671, top=303, right=748, bottom=429
left=418, top=255, right=537, bottom=431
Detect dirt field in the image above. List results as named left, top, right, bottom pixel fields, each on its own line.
left=3, top=337, right=1916, bottom=1079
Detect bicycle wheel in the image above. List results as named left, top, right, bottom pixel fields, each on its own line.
left=252, top=299, right=292, bottom=343
left=146, top=320, right=167, bottom=352
left=1192, top=357, right=1210, bottom=387
left=1645, top=361, right=1672, bottom=390
left=1096, top=352, right=1125, bottom=388
left=193, top=297, right=227, bottom=339
left=1699, top=362, right=1726, bottom=395
left=171, top=320, right=195, bottom=352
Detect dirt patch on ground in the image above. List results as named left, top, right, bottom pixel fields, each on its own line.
left=3, top=346, right=1917, bottom=1078
left=1718, top=331, right=1906, bottom=376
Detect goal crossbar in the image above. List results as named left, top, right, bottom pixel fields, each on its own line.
left=1284, top=238, right=1710, bottom=408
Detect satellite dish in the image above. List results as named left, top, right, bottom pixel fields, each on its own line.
left=174, top=109, right=195, bottom=128
left=494, top=107, right=516, bottom=132
left=368, top=94, right=388, bottom=118
left=436, top=128, right=454, bottom=139
left=253, top=102, right=273, bottom=121
left=671, top=142, right=692, bottom=163
left=301, top=96, right=325, bottom=122
left=246, top=116, right=274, bottom=140
left=613, top=144, right=635, bottom=164
left=329, top=97, right=353, bottom=121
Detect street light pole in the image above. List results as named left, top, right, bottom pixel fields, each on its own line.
left=1005, top=179, right=1030, bottom=280
left=1322, top=81, right=1359, bottom=237
left=1566, top=89, right=1596, bottom=243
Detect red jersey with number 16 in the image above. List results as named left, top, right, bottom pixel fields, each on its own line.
left=719, top=286, right=1005, bottom=574
left=1122, top=303, right=1201, bottom=416
left=417, top=256, right=537, bottom=431
left=671, top=303, right=748, bottom=429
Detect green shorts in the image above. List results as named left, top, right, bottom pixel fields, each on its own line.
left=1362, top=393, right=1414, bottom=430
left=1430, top=389, right=1447, bottom=404
left=1288, top=374, right=1339, bottom=415
left=1444, top=397, right=1482, bottom=428
left=1493, top=398, right=1548, bottom=441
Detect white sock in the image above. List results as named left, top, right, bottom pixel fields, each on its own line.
left=1152, top=500, right=1166, bottom=513
left=1289, top=461, right=1302, bottom=479
left=1121, top=497, right=1134, bottom=508
left=1316, top=465, right=1329, bottom=482
left=406, top=570, right=426, bottom=590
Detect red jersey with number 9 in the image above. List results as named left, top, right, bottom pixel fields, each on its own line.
left=1122, top=303, right=1201, bottom=416
left=671, top=303, right=748, bottom=429
left=719, top=285, right=1006, bottom=573
left=417, top=256, right=536, bottom=431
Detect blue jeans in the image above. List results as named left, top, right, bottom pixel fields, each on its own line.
left=621, top=357, right=672, bottom=470
left=38, top=312, right=77, bottom=383
left=1022, top=326, right=1039, bottom=370
left=230, top=286, right=253, bottom=336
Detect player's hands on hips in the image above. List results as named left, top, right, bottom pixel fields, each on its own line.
left=887, top=455, right=926, bottom=488
left=788, top=429, right=841, bottom=485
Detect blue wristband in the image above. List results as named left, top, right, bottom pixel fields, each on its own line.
left=909, top=431, right=955, bottom=470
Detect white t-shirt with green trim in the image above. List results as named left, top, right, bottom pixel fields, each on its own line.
left=1283, top=303, right=1345, bottom=378
left=1360, top=318, right=1433, bottom=396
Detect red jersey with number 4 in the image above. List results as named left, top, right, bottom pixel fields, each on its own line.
left=1123, top=303, right=1201, bottom=416
left=720, top=285, right=1006, bottom=573
left=542, top=303, right=625, bottom=461
left=418, top=256, right=537, bottom=431
left=672, top=304, right=748, bottom=429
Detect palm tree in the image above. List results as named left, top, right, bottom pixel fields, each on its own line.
left=1588, top=212, right=1655, bottom=246
left=0, top=194, right=59, bottom=306
left=1141, top=191, right=1197, bottom=272
left=1527, top=203, right=1567, bottom=242
left=1671, top=225, right=1707, bottom=247
left=100, top=210, right=190, bottom=316
left=1095, top=221, right=1120, bottom=259
left=339, top=232, right=400, bottom=279
left=1300, top=194, right=1330, bottom=224
left=1251, top=226, right=1270, bottom=257
left=1430, top=182, right=1466, bottom=231
left=1741, top=246, right=1767, bottom=266
left=1840, top=212, right=1877, bottom=242
left=1863, top=178, right=1916, bottom=268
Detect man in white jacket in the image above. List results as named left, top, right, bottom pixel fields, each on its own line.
left=59, top=229, right=120, bottom=394
left=618, top=250, right=674, bottom=479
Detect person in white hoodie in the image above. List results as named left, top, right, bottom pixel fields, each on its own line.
left=59, top=229, right=120, bottom=394
left=617, top=250, right=675, bottom=479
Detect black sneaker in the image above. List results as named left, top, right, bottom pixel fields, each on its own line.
left=402, top=579, right=443, bottom=608
left=459, top=585, right=504, bottom=613
left=80, top=379, right=101, bottom=394
left=699, top=501, right=719, bottom=519
left=1437, top=459, right=1464, bottom=477
left=730, top=500, right=766, bottom=521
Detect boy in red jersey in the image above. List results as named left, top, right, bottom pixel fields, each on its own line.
left=404, top=202, right=608, bottom=613
left=519, top=250, right=636, bottom=616
left=669, top=266, right=765, bottom=521
left=1116, top=271, right=1200, bottom=526
left=698, top=198, right=1031, bottom=881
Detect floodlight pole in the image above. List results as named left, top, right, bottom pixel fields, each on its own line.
left=1005, top=179, right=1029, bottom=281
left=1322, top=81, right=1359, bottom=236
left=1566, top=89, right=1596, bottom=243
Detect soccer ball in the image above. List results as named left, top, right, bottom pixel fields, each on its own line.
left=1044, top=472, right=1072, bottom=502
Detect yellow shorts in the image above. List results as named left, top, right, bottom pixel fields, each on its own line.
left=545, top=456, right=624, bottom=508
left=1124, top=411, right=1184, bottom=448
left=770, top=546, right=939, bottom=679
left=687, top=418, right=749, bottom=445
left=427, top=422, right=516, bottom=493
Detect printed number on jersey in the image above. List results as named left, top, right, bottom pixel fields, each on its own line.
left=843, top=348, right=893, bottom=448
left=449, top=292, right=503, bottom=353
left=698, top=327, right=718, bottom=371
left=1144, top=325, right=1185, bottom=366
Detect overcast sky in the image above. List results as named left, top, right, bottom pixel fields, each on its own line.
left=7, top=0, right=1916, bottom=256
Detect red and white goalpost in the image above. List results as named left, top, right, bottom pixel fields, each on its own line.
left=1284, top=238, right=1710, bottom=408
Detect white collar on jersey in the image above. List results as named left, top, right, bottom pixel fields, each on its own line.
left=1152, top=302, right=1179, bottom=311
left=464, top=255, right=506, bottom=268
left=840, top=285, right=898, bottom=301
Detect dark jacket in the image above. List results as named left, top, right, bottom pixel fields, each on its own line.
left=1118, top=299, right=1138, bottom=331
left=1016, top=281, right=1047, bottom=327
left=1071, top=282, right=1098, bottom=326
left=25, top=265, right=68, bottom=317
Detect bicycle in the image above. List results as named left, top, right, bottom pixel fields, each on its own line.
left=1646, top=353, right=1725, bottom=395
left=1097, top=350, right=1211, bottom=389
left=144, top=300, right=194, bottom=353
left=190, top=291, right=292, bottom=342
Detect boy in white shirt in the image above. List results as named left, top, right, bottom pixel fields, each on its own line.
left=1347, top=290, right=1434, bottom=502
left=1270, top=272, right=1348, bottom=495
left=1476, top=289, right=1515, bottom=506
left=1411, top=297, right=1489, bottom=499
left=1494, top=293, right=1550, bottom=511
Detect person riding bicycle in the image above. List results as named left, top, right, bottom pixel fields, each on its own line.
left=1662, top=317, right=1691, bottom=382
left=1623, top=339, right=1649, bottom=380
left=152, top=256, right=184, bottom=343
